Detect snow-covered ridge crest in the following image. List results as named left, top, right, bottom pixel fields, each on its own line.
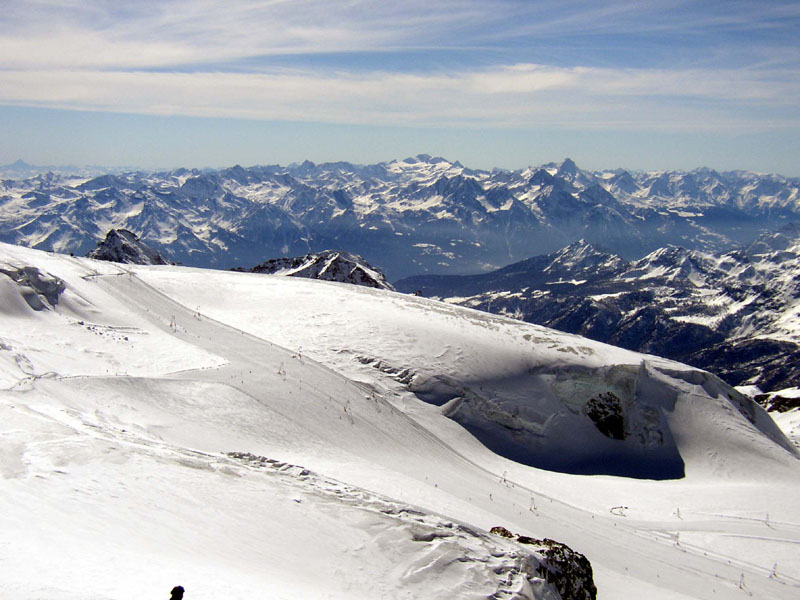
left=2, top=156, right=800, bottom=279
left=398, top=226, right=800, bottom=392
left=240, top=249, right=395, bottom=290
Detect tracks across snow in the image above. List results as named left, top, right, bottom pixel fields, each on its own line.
left=224, top=451, right=555, bottom=600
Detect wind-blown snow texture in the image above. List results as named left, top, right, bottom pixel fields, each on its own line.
left=397, top=225, right=800, bottom=392
left=2, top=242, right=799, bottom=599
left=2, top=156, right=800, bottom=280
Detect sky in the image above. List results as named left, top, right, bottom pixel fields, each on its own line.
left=1, top=0, right=799, bottom=175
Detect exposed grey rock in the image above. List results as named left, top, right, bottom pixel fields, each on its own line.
left=491, top=526, right=597, bottom=600
left=87, top=229, right=171, bottom=265
left=755, top=390, right=800, bottom=413
left=524, top=538, right=597, bottom=600
left=0, top=264, right=66, bottom=310
left=585, top=392, right=625, bottom=440
left=240, top=250, right=394, bottom=291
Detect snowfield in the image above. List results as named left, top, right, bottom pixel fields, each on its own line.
left=2, top=241, right=800, bottom=600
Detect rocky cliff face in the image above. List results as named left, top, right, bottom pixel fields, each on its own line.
left=490, top=526, right=597, bottom=600
left=241, top=250, right=395, bottom=291
left=87, top=229, right=171, bottom=265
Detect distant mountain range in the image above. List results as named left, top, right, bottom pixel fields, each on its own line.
left=4, top=155, right=800, bottom=391
left=397, top=225, right=800, bottom=392
left=2, top=155, right=799, bottom=280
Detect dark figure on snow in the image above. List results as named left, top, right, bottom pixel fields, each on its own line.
left=170, top=586, right=185, bottom=599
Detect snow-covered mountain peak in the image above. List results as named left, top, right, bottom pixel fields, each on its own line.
left=637, top=245, right=695, bottom=266
left=244, top=249, right=395, bottom=290
left=77, top=173, right=129, bottom=192
left=545, top=240, right=625, bottom=278
left=3, top=157, right=800, bottom=279
left=386, top=154, right=467, bottom=183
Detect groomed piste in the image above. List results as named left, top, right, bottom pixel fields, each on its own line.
left=1, top=241, right=799, bottom=599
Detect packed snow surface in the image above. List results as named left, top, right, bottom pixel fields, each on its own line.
left=2, top=242, right=800, bottom=600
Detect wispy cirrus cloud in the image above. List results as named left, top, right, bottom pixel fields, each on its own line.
left=4, top=0, right=800, bottom=69
left=0, top=63, right=796, bottom=132
left=1, top=0, right=491, bottom=69
left=1, top=0, right=799, bottom=134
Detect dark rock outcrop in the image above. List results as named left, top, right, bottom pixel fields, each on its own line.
left=585, top=392, right=625, bottom=440
left=87, top=229, right=171, bottom=265
left=755, top=390, right=800, bottom=413
left=240, top=250, right=394, bottom=291
left=491, top=526, right=597, bottom=600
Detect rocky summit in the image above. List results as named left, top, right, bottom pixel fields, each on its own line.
left=87, top=229, right=171, bottom=266
left=238, top=249, right=395, bottom=291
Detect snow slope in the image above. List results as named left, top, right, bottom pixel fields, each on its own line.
left=2, top=242, right=800, bottom=600
left=397, top=228, right=800, bottom=393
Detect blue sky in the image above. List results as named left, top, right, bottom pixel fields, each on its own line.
left=1, top=0, right=799, bottom=174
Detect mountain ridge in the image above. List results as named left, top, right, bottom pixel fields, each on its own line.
left=396, top=226, right=800, bottom=392
left=87, top=228, right=171, bottom=266
left=3, top=156, right=800, bottom=280
left=237, top=249, right=395, bottom=290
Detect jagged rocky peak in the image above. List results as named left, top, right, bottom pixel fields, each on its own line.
left=607, top=170, right=638, bottom=194
left=636, top=245, right=695, bottom=268
left=220, top=164, right=252, bottom=185
left=546, top=239, right=626, bottom=276
left=243, top=250, right=395, bottom=291
left=529, top=168, right=556, bottom=187
left=87, top=229, right=171, bottom=266
left=556, top=157, right=579, bottom=179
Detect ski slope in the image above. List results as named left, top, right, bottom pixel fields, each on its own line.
left=2, top=241, right=799, bottom=599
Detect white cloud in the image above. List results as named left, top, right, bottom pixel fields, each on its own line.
left=1, top=1, right=798, bottom=134
left=4, top=0, right=797, bottom=71
left=0, top=64, right=797, bottom=133
left=0, top=0, right=488, bottom=69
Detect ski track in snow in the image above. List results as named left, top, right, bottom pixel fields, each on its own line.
left=7, top=386, right=545, bottom=599
left=105, top=267, right=800, bottom=599
left=2, top=245, right=800, bottom=599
